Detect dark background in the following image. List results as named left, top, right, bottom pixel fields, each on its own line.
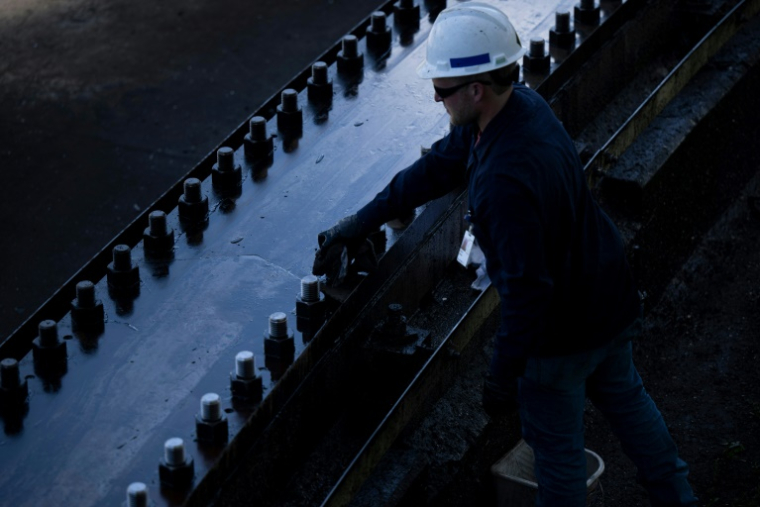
left=0, top=0, right=384, bottom=339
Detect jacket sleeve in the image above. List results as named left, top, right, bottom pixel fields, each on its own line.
left=478, top=173, right=554, bottom=384
left=355, top=126, right=471, bottom=231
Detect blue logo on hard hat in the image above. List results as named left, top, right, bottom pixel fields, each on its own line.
left=450, top=53, right=490, bottom=68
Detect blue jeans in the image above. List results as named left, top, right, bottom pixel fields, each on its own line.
left=518, top=319, right=697, bottom=506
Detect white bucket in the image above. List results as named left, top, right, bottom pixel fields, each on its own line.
left=491, top=439, right=605, bottom=507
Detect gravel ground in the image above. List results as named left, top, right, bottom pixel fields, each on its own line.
left=584, top=168, right=760, bottom=506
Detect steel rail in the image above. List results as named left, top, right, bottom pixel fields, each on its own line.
left=584, top=0, right=760, bottom=187
left=546, top=0, right=677, bottom=137
left=321, top=286, right=499, bottom=507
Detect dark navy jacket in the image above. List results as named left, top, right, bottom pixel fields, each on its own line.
left=357, top=84, right=641, bottom=375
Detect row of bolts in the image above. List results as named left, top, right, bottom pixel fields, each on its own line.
left=0, top=275, right=325, bottom=504
left=2, top=3, right=613, bottom=504
left=179, top=1, right=612, bottom=203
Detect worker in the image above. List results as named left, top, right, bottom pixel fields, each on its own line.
left=313, top=3, right=697, bottom=506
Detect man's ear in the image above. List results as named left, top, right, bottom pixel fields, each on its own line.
left=472, top=82, right=486, bottom=102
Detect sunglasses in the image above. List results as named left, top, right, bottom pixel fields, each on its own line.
left=434, top=80, right=492, bottom=99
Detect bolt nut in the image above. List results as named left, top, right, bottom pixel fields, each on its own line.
left=264, top=331, right=295, bottom=360
left=530, top=38, right=546, bottom=58
left=75, top=279, right=96, bottom=307
left=143, top=210, right=175, bottom=256
left=235, top=351, right=255, bottom=378
left=159, top=438, right=194, bottom=489
left=296, top=282, right=328, bottom=334
left=230, top=370, right=263, bottom=402
left=195, top=413, right=229, bottom=445
left=523, top=38, right=550, bottom=74
left=37, top=319, right=59, bottom=347
left=71, top=280, right=105, bottom=332
left=107, top=245, right=140, bottom=290
left=0, top=358, right=29, bottom=407
left=385, top=303, right=407, bottom=333
left=337, top=35, right=364, bottom=76
left=268, top=312, right=289, bottom=338
left=307, top=62, right=334, bottom=106
left=300, top=275, right=320, bottom=301
left=200, top=393, right=222, bottom=422
left=126, top=482, right=149, bottom=507
left=276, top=89, right=303, bottom=137
left=211, top=146, right=243, bottom=189
left=264, top=313, right=295, bottom=361
left=178, top=178, right=209, bottom=223
left=244, top=116, right=275, bottom=163
left=195, top=393, right=229, bottom=445
left=32, top=320, right=67, bottom=367
left=366, top=12, right=392, bottom=56
left=574, top=0, right=600, bottom=26
left=295, top=295, right=326, bottom=324
left=394, top=0, right=420, bottom=28
left=550, top=10, right=576, bottom=49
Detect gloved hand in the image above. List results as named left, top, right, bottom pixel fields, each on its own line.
left=317, top=214, right=366, bottom=251
left=482, top=374, right=518, bottom=418
left=313, top=214, right=378, bottom=286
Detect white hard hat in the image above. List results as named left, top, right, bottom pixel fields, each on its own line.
left=416, top=3, right=525, bottom=79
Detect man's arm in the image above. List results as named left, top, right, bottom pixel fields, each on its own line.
left=355, top=127, right=472, bottom=231
left=477, top=173, right=554, bottom=384
left=314, top=126, right=471, bottom=283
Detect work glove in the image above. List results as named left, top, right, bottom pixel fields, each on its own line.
left=482, top=355, right=526, bottom=418
left=313, top=214, right=378, bottom=287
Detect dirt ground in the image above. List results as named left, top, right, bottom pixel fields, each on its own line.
left=583, top=170, right=760, bottom=506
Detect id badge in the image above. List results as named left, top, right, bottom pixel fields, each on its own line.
left=457, top=227, right=476, bottom=268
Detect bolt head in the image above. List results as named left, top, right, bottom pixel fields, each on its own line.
left=264, top=332, right=295, bottom=360
left=70, top=299, right=105, bottom=332
left=550, top=29, right=576, bottom=49
left=574, top=3, right=600, bottom=25
left=106, top=263, right=140, bottom=294
left=230, top=371, right=263, bottom=402
left=243, top=132, right=274, bottom=162
left=143, top=224, right=175, bottom=252
left=178, top=194, right=209, bottom=223
left=523, top=52, right=551, bottom=74
left=212, top=163, right=243, bottom=189
left=32, top=338, right=67, bottom=364
left=0, top=378, right=29, bottom=407
left=158, top=456, right=194, bottom=490
left=195, top=414, right=229, bottom=445
left=295, top=295, right=326, bottom=323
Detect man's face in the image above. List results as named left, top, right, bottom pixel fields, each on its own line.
left=432, top=77, right=479, bottom=127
